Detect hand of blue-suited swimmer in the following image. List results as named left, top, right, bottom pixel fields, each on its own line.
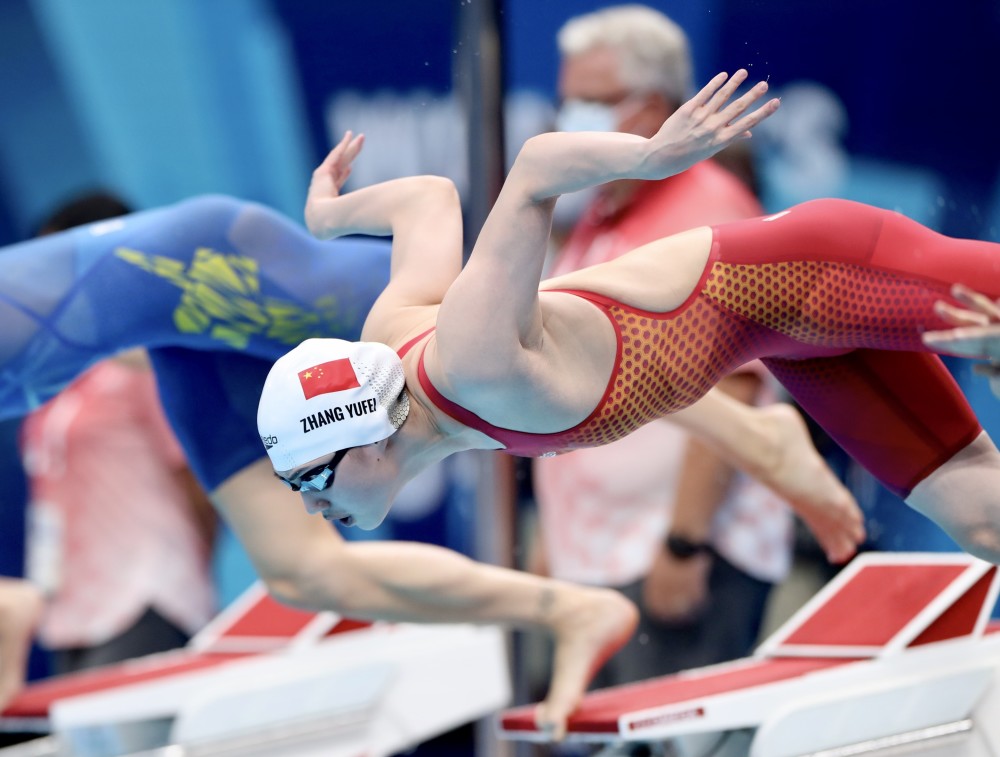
left=925, top=284, right=1000, bottom=399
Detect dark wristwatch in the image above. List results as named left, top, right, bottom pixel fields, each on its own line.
left=664, top=533, right=712, bottom=560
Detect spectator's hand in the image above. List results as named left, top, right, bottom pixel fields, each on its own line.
left=641, top=548, right=711, bottom=623
left=0, top=578, right=44, bottom=711
left=304, top=130, right=365, bottom=237
left=924, top=284, right=1000, bottom=399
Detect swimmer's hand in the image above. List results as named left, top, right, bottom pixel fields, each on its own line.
left=0, top=578, right=44, bottom=712
left=305, top=130, right=365, bottom=237
left=642, top=69, right=780, bottom=180
left=536, top=587, right=638, bottom=741
left=924, top=284, right=1000, bottom=357
left=924, top=284, right=1000, bottom=399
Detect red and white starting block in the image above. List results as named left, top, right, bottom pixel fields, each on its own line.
left=1, top=583, right=509, bottom=757
left=500, top=552, right=1000, bottom=757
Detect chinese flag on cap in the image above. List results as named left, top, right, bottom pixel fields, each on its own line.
left=298, top=359, right=360, bottom=400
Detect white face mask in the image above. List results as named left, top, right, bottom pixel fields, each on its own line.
left=555, top=99, right=620, bottom=133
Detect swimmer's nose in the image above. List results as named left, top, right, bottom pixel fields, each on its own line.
left=301, top=496, right=328, bottom=516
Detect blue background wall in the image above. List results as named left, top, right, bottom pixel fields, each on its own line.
left=1, top=0, right=996, bottom=244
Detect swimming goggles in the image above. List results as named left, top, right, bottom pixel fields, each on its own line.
left=274, top=447, right=351, bottom=493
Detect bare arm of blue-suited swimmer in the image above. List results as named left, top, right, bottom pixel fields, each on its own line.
left=925, top=284, right=1000, bottom=398
left=0, top=194, right=390, bottom=419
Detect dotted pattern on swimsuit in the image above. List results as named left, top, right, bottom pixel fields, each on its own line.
left=554, top=259, right=946, bottom=450
left=706, top=261, right=939, bottom=350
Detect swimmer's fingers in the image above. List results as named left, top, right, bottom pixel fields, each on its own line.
left=923, top=324, right=1000, bottom=360
left=934, top=298, right=990, bottom=328
left=949, top=284, right=1000, bottom=322
left=686, top=70, right=779, bottom=140
left=685, top=71, right=732, bottom=111
left=305, top=131, right=365, bottom=235
left=339, top=130, right=366, bottom=168
left=317, top=131, right=365, bottom=193
left=701, top=69, right=749, bottom=115
left=926, top=290, right=1000, bottom=359
left=718, top=82, right=780, bottom=138
left=646, top=72, right=777, bottom=179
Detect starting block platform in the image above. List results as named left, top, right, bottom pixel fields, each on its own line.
left=1, top=583, right=509, bottom=757
left=500, top=552, right=1000, bottom=757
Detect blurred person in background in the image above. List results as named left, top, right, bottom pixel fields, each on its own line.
left=529, top=9, right=798, bottom=718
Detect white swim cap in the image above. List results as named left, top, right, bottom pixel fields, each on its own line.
left=257, top=338, right=409, bottom=471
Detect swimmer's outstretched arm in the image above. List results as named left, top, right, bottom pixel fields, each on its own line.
left=304, top=131, right=463, bottom=343
left=437, top=71, right=779, bottom=371
left=215, top=459, right=637, bottom=740
left=513, top=70, right=778, bottom=201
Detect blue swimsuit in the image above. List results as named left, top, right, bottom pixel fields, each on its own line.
left=0, top=195, right=390, bottom=489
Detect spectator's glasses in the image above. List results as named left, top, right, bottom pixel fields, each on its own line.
left=274, top=447, right=351, bottom=493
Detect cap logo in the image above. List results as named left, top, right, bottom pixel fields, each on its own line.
left=298, top=359, right=360, bottom=400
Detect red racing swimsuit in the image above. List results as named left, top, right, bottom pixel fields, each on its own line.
left=418, top=199, right=996, bottom=498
